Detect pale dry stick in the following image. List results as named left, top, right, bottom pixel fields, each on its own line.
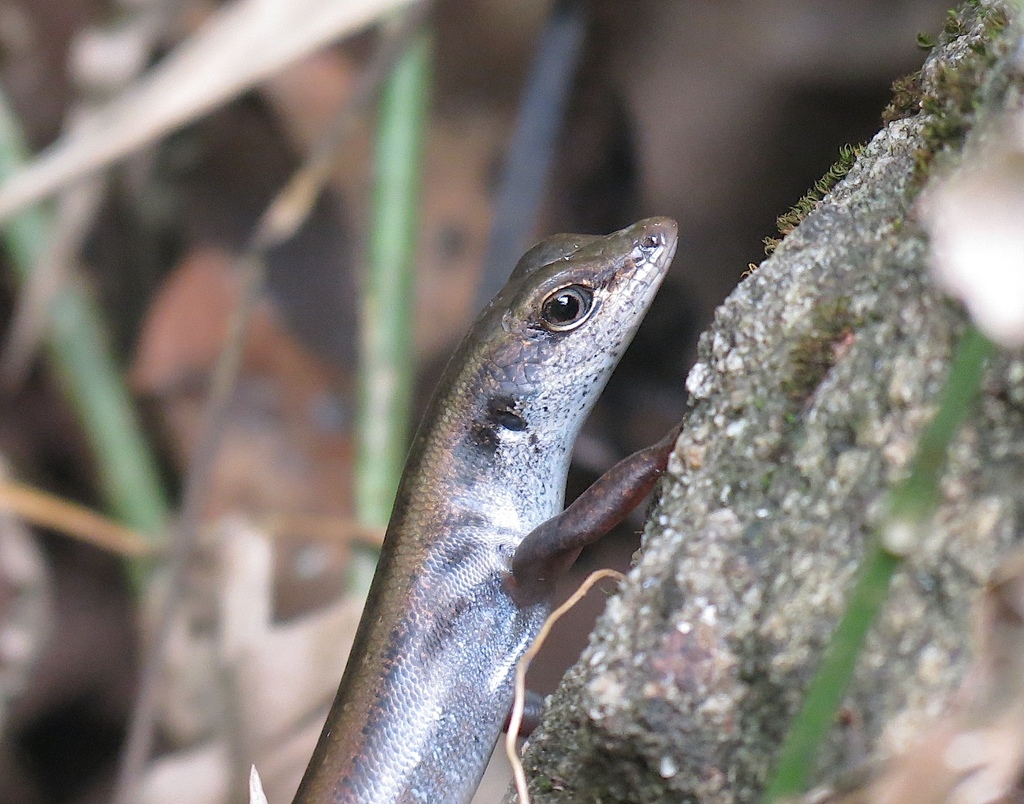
left=506, top=568, right=626, bottom=804
left=0, top=0, right=415, bottom=223
left=0, top=480, right=153, bottom=557
left=249, top=765, right=269, bottom=804
left=114, top=9, right=428, bottom=799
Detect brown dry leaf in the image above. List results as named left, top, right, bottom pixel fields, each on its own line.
left=0, top=0, right=414, bottom=222
left=219, top=521, right=362, bottom=748
left=132, top=245, right=355, bottom=525
left=141, top=518, right=363, bottom=804
left=133, top=244, right=361, bottom=625
left=812, top=546, right=1024, bottom=803
left=129, top=245, right=241, bottom=397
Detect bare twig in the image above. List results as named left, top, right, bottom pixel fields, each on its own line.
left=0, top=177, right=104, bottom=389
left=507, top=569, right=624, bottom=804
left=265, top=514, right=385, bottom=549
left=254, top=2, right=430, bottom=251
left=112, top=249, right=266, bottom=804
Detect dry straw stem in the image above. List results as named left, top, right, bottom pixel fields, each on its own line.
left=0, top=0, right=415, bottom=223
left=0, top=480, right=153, bottom=557
left=0, top=484, right=382, bottom=559
left=507, top=569, right=625, bottom=804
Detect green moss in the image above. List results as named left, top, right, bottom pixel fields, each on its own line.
left=914, top=61, right=983, bottom=180
left=763, top=144, right=862, bottom=256
left=880, top=2, right=1011, bottom=186
left=764, top=2, right=1013, bottom=260
left=940, top=1, right=1007, bottom=46
left=882, top=70, right=923, bottom=124
left=911, top=1, right=1010, bottom=183
left=943, top=8, right=968, bottom=37
left=782, top=297, right=858, bottom=406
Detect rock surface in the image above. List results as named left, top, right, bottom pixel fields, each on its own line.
left=509, top=3, right=1024, bottom=801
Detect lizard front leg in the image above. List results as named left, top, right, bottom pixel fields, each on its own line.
left=509, top=424, right=681, bottom=606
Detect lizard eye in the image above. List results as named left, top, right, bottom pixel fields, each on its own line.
left=540, top=285, right=594, bottom=331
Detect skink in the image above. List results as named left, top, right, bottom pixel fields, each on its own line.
left=293, top=217, right=679, bottom=803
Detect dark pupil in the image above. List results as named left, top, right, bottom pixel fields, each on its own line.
left=545, top=292, right=580, bottom=323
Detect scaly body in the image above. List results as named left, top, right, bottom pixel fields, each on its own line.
left=293, top=217, right=678, bottom=803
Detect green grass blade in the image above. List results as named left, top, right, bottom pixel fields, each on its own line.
left=763, top=325, right=996, bottom=800
left=0, top=89, right=169, bottom=568
left=355, top=31, right=431, bottom=541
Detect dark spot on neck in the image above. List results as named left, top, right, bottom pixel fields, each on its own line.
left=487, top=396, right=527, bottom=431
left=492, top=410, right=527, bottom=431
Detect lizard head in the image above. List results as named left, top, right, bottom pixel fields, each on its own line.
left=462, top=216, right=678, bottom=474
